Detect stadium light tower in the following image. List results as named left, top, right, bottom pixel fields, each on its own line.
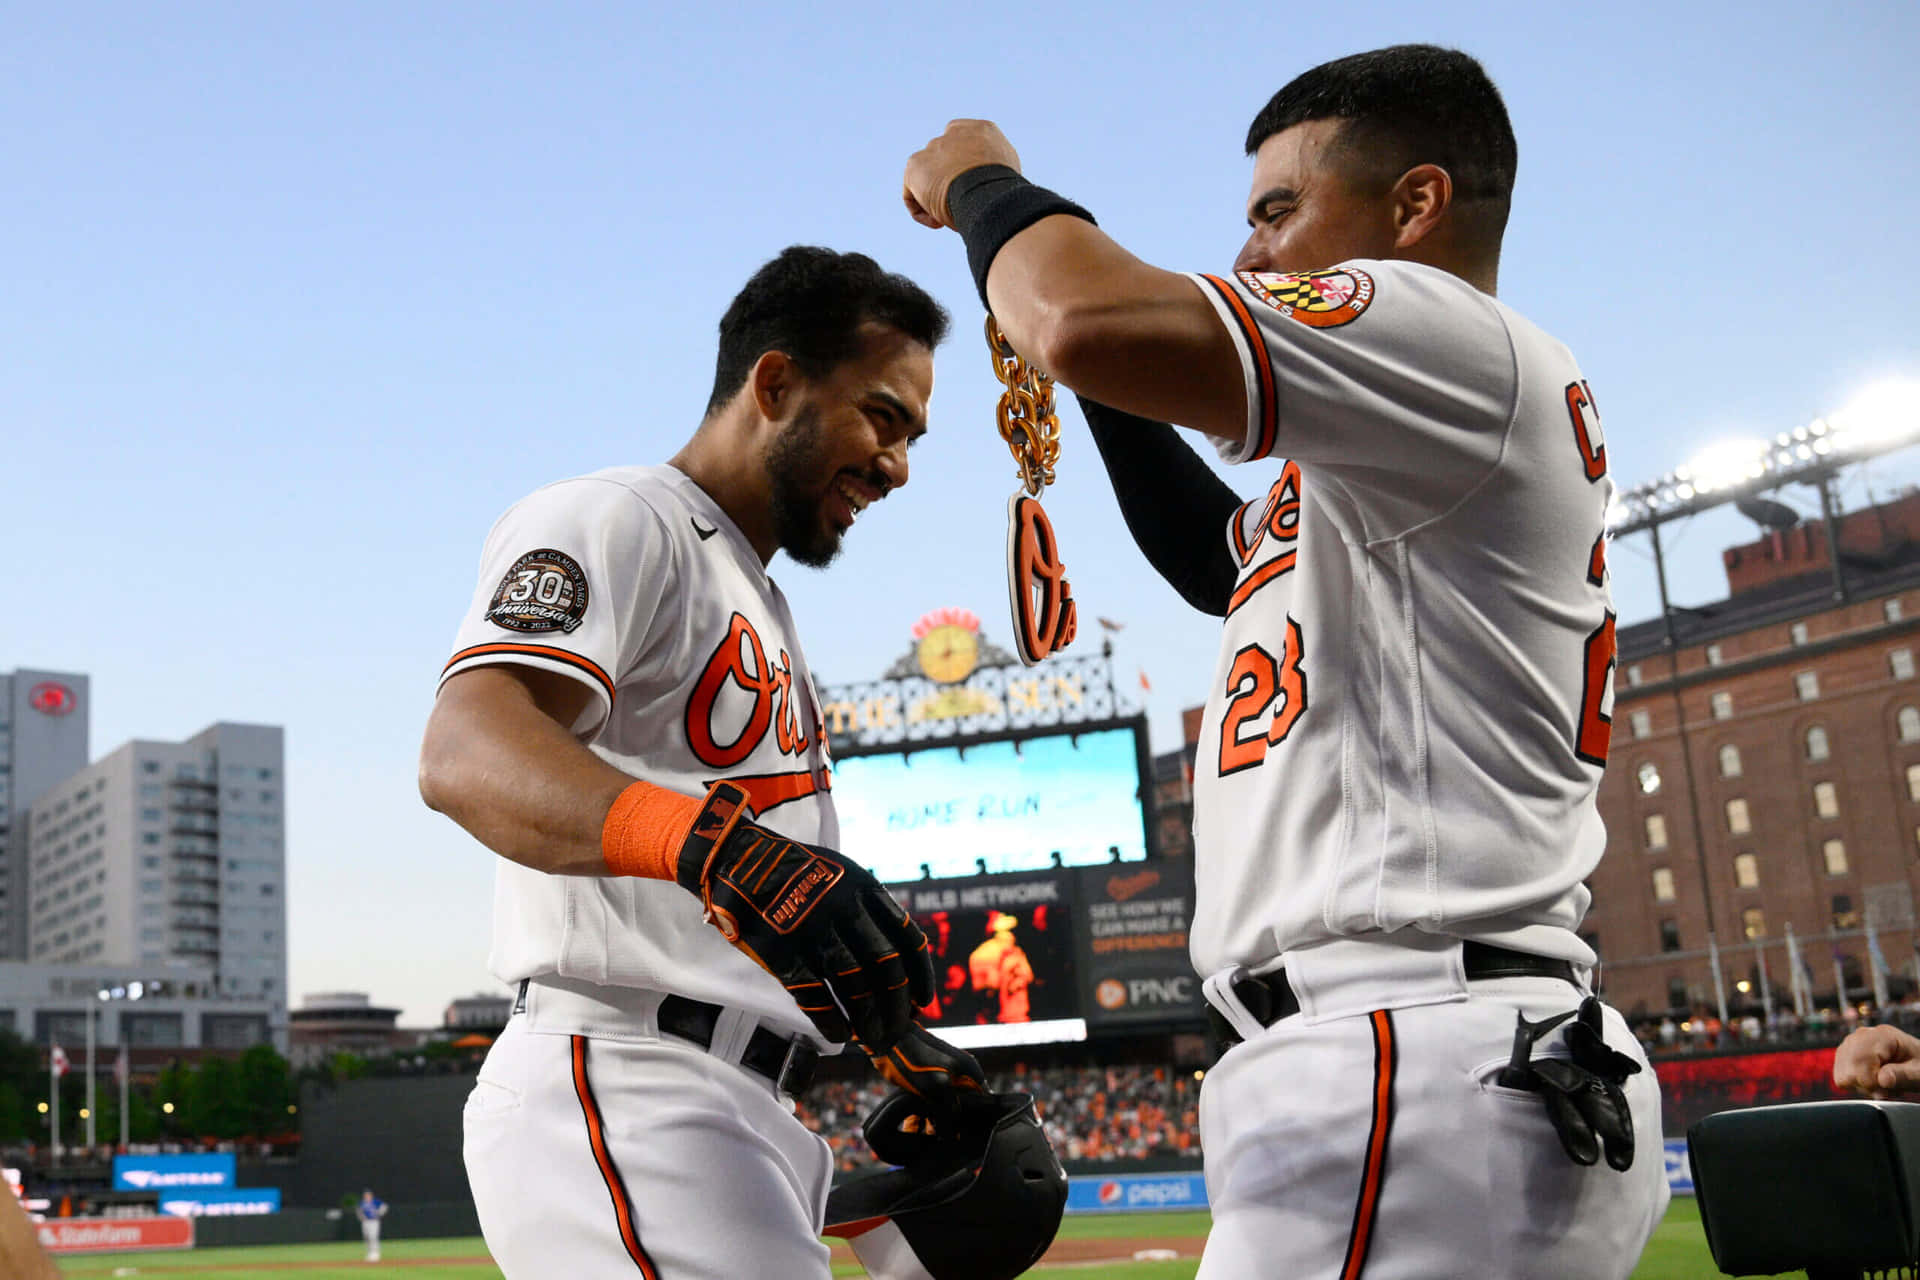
left=1607, top=379, right=1917, bottom=1020
left=1609, top=378, right=1920, bottom=645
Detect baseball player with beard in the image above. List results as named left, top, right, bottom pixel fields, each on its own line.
left=905, top=45, right=1669, bottom=1280
left=420, top=246, right=989, bottom=1279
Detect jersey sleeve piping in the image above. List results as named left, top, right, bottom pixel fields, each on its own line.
left=1189, top=273, right=1278, bottom=462
left=440, top=643, right=617, bottom=732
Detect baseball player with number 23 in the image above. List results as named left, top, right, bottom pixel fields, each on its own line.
left=419, top=248, right=1003, bottom=1278
left=906, top=44, right=1669, bottom=1280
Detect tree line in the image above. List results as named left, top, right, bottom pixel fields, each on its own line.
left=0, top=1029, right=297, bottom=1144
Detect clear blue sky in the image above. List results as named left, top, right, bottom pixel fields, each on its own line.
left=5, top=2, right=1916, bottom=1025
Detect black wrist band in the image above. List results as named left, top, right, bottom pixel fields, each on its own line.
left=945, top=164, right=1096, bottom=309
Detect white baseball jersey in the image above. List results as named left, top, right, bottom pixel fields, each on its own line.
left=441, top=464, right=839, bottom=1044
left=1184, top=259, right=1614, bottom=979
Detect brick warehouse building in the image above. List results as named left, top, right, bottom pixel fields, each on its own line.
left=1592, top=491, right=1920, bottom=1019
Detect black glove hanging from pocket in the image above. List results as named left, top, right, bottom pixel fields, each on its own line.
left=1496, top=996, right=1641, bottom=1172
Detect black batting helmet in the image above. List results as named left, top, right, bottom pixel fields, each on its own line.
left=824, top=1089, right=1068, bottom=1280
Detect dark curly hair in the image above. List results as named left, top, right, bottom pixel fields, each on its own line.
left=706, top=246, right=950, bottom=415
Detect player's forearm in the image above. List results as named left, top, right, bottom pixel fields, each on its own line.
left=984, top=217, right=1246, bottom=440
left=419, top=671, right=636, bottom=877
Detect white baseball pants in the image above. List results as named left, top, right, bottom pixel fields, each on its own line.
left=1196, top=975, right=1669, bottom=1280
left=464, top=1015, right=835, bottom=1279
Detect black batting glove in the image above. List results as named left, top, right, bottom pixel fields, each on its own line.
left=676, top=780, right=935, bottom=1048
left=1496, top=997, right=1640, bottom=1172
left=866, top=1022, right=988, bottom=1104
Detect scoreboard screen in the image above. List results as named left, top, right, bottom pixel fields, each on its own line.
left=889, top=873, right=1085, bottom=1048
left=830, top=724, right=1148, bottom=885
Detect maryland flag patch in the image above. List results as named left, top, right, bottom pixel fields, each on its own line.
left=1238, top=266, right=1374, bottom=328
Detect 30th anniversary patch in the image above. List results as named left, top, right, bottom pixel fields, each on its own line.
left=1237, top=266, right=1375, bottom=328
left=485, top=549, right=589, bottom=634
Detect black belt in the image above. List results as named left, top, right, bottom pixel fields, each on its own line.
left=1207, top=942, right=1582, bottom=1051
left=514, top=981, right=819, bottom=1097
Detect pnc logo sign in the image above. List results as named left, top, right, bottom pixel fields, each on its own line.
left=1099, top=976, right=1196, bottom=1011
left=28, top=682, right=76, bottom=717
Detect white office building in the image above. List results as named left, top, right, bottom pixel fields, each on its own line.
left=25, top=723, right=286, bottom=1044
left=0, top=669, right=91, bottom=960
left=0, top=962, right=274, bottom=1051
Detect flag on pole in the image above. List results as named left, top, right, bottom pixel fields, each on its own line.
left=1706, top=933, right=1730, bottom=1024
left=50, top=1046, right=68, bottom=1078
left=117, top=1046, right=131, bottom=1152
left=1865, top=913, right=1893, bottom=1009
left=1097, top=617, right=1126, bottom=633
left=1785, top=923, right=1811, bottom=1017
left=1138, top=668, right=1152, bottom=692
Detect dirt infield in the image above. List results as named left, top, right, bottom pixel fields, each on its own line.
left=828, top=1234, right=1206, bottom=1267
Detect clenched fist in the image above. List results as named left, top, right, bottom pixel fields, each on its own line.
left=903, top=119, right=1022, bottom=228
left=1833, top=1024, right=1920, bottom=1099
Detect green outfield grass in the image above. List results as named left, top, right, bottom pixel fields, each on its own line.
left=50, top=1200, right=1716, bottom=1278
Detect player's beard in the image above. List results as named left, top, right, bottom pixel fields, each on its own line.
left=765, top=404, right=844, bottom=569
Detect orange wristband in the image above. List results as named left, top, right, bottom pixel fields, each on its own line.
left=600, top=780, right=703, bottom=880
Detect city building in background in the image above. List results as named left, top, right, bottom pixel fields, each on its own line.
left=1594, top=491, right=1920, bottom=1019
left=23, top=722, right=286, bottom=1046
left=0, top=961, right=272, bottom=1056
left=1150, top=744, right=1195, bottom=862
left=0, top=669, right=90, bottom=960
left=442, top=991, right=512, bottom=1034
left=286, top=991, right=411, bottom=1069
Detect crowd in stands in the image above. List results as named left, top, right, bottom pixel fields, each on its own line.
left=1634, top=993, right=1920, bottom=1056
left=798, top=1062, right=1201, bottom=1173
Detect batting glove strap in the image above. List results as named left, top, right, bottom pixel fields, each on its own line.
left=673, top=780, right=756, bottom=914
left=675, top=780, right=935, bottom=1048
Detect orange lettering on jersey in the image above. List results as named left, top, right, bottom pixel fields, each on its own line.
left=770, top=650, right=811, bottom=756
left=1237, top=462, right=1302, bottom=568
left=1587, top=531, right=1607, bottom=588
left=1216, top=620, right=1309, bottom=777
left=1575, top=611, right=1617, bottom=767
left=1566, top=380, right=1606, bottom=482
left=684, top=613, right=779, bottom=769
left=712, top=768, right=826, bottom=815
left=1218, top=647, right=1278, bottom=776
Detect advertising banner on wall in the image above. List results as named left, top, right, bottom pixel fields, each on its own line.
left=1662, top=1139, right=1695, bottom=1196
left=38, top=1217, right=194, bottom=1254
left=889, top=871, right=1082, bottom=1044
left=1065, top=1171, right=1208, bottom=1214
left=1074, top=862, right=1205, bottom=1026
left=159, top=1187, right=282, bottom=1217
left=113, top=1152, right=235, bottom=1191
left=1652, top=1047, right=1840, bottom=1136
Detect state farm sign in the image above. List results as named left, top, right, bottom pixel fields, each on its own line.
left=37, top=1215, right=193, bottom=1254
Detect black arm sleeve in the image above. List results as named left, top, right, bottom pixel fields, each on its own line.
left=1077, top=395, right=1242, bottom=617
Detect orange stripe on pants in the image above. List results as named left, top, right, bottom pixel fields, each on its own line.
left=571, top=1036, right=661, bottom=1279
left=1340, top=1010, right=1397, bottom=1280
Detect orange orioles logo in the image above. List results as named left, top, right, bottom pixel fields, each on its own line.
left=1006, top=494, right=1077, bottom=666
left=683, top=613, right=828, bottom=813
left=1237, top=266, right=1375, bottom=328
